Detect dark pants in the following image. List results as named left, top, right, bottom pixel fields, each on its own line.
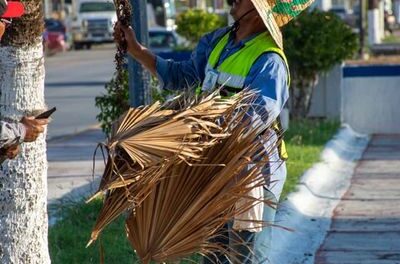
left=202, top=189, right=278, bottom=264
left=202, top=222, right=256, bottom=264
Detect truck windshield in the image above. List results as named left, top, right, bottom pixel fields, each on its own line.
left=80, top=2, right=115, bottom=12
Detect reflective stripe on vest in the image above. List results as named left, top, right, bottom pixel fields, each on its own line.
left=205, top=62, right=246, bottom=89
left=206, top=31, right=290, bottom=160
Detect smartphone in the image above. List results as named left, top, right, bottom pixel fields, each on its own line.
left=35, top=107, right=56, bottom=119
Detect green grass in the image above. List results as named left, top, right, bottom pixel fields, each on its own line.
left=49, top=118, right=340, bottom=263
left=49, top=198, right=201, bottom=264
left=382, top=34, right=400, bottom=44
left=281, top=118, right=340, bottom=199
left=49, top=200, right=138, bottom=264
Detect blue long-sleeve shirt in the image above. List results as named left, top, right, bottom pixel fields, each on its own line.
left=155, top=27, right=289, bottom=124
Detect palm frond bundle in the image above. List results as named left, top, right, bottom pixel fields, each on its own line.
left=88, top=90, right=280, bottom=263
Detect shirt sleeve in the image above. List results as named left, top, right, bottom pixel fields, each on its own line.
left=155, top=27, right=229, bottom=91
left=245, top=53, right=289, bottom=200
left=246, top=52, right=289, bottom=125
left=0, top=121, right=26, bottom=149
left=155, top=52, right=203, bottom=91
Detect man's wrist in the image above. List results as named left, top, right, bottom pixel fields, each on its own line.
left=16, top=122, right=26, bottom=143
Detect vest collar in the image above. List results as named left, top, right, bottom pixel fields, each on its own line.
left=225, top=30, right=266, bottom=50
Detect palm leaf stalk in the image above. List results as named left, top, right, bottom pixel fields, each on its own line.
left=0, top=1, right=50, bottom=261
left=89, top=90, right=281, bottom=263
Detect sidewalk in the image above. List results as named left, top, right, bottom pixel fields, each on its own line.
left=316, top=134, right=400, bottom=263
left=47, top=128, right=106, bottom=204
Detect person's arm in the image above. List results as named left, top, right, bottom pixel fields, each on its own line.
left=246, top=53, right=289, bottom=201
left=156, top=28, right=228, bottom=90
left=0, top=117, right=49, bottom=160
left=0, top=121, right=25, bottom=149
left=114, top=23, right=157, bottom=76
left=115, top=23, right=227, bottom=91
left=246, top=52, right=289, bottom=126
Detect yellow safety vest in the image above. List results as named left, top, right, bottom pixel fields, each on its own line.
left=203, top=31, right=290, bottom=160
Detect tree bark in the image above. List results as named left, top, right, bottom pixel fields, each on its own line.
left=0, top=0, right=49, bottom=262
left=290, top=74, right=318, bottom=118
left=0, top=41, right=50, bottom=263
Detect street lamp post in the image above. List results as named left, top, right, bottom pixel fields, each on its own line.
left=129, top=0, right=151, bottom=107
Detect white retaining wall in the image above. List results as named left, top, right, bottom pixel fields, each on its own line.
left=341, top=65, right=400, bottom=134
left=308, top=64, right=400, bottom=134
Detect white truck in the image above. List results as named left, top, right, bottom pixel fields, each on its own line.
left=70, top=0, right=117, bottom=49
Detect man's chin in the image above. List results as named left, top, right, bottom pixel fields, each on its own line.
left=229, top=8, right=238, bottom=20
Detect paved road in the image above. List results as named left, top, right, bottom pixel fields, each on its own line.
left=316, top=134, right=400, bottom=264
left=45, top=45, right=115, bottom=138
left=45, top=46, right=114, bottom=207
left=47, top=129, right=105, bottom=207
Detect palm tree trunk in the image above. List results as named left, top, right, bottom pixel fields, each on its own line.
left=0, top=0, right=50, bottom=262
left=0, top=41, right=50, bottom=264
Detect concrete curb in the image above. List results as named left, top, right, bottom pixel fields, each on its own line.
left=269, top=125, right=370, bottom=264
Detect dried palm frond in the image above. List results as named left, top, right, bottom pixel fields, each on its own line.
left=108, top=92, right=244, bottom=169
left=125, top=117, right=273, bottom=264
left=89, top=164, right=171, bottom=244
left=88, top=90, right=282, bottom=263
left=90, top=91, right=242, bottom=199
left=88, top=92, right=246, bottom=242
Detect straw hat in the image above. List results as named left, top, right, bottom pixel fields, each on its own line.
left=251, top=0, right=315, bottom=49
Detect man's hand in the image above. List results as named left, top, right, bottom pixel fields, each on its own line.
left=21, top=116, right=49, bottom=142
left=5, top=144, right=20, bottom=159
left=0, top=21, right=5, bottom=41
left=113, top=22, right=157, bottom=76
left=113, top=22, right=141, bottom=56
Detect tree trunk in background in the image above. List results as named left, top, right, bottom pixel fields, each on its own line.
left=395, top=0, right=400, bottom=24
left=378, top=0, right=384, bottom=39
left=368, top=0, right=381, bottom=44
left=290, top=74, right=318, bottom=118
left=0, top=1, right=50, bottom=263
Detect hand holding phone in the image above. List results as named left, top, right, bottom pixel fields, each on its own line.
left=21, top=116, right=50, bottom=142
left=35, top=107, right=56, bottom=119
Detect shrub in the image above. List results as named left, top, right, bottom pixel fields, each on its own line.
left=176, top=9, right=226, bottom=49
left=95, top=70, right=130, bottom=135
left=283, top=9, right=359, bottom=117
left=95, top=71, right=169, bottom=135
